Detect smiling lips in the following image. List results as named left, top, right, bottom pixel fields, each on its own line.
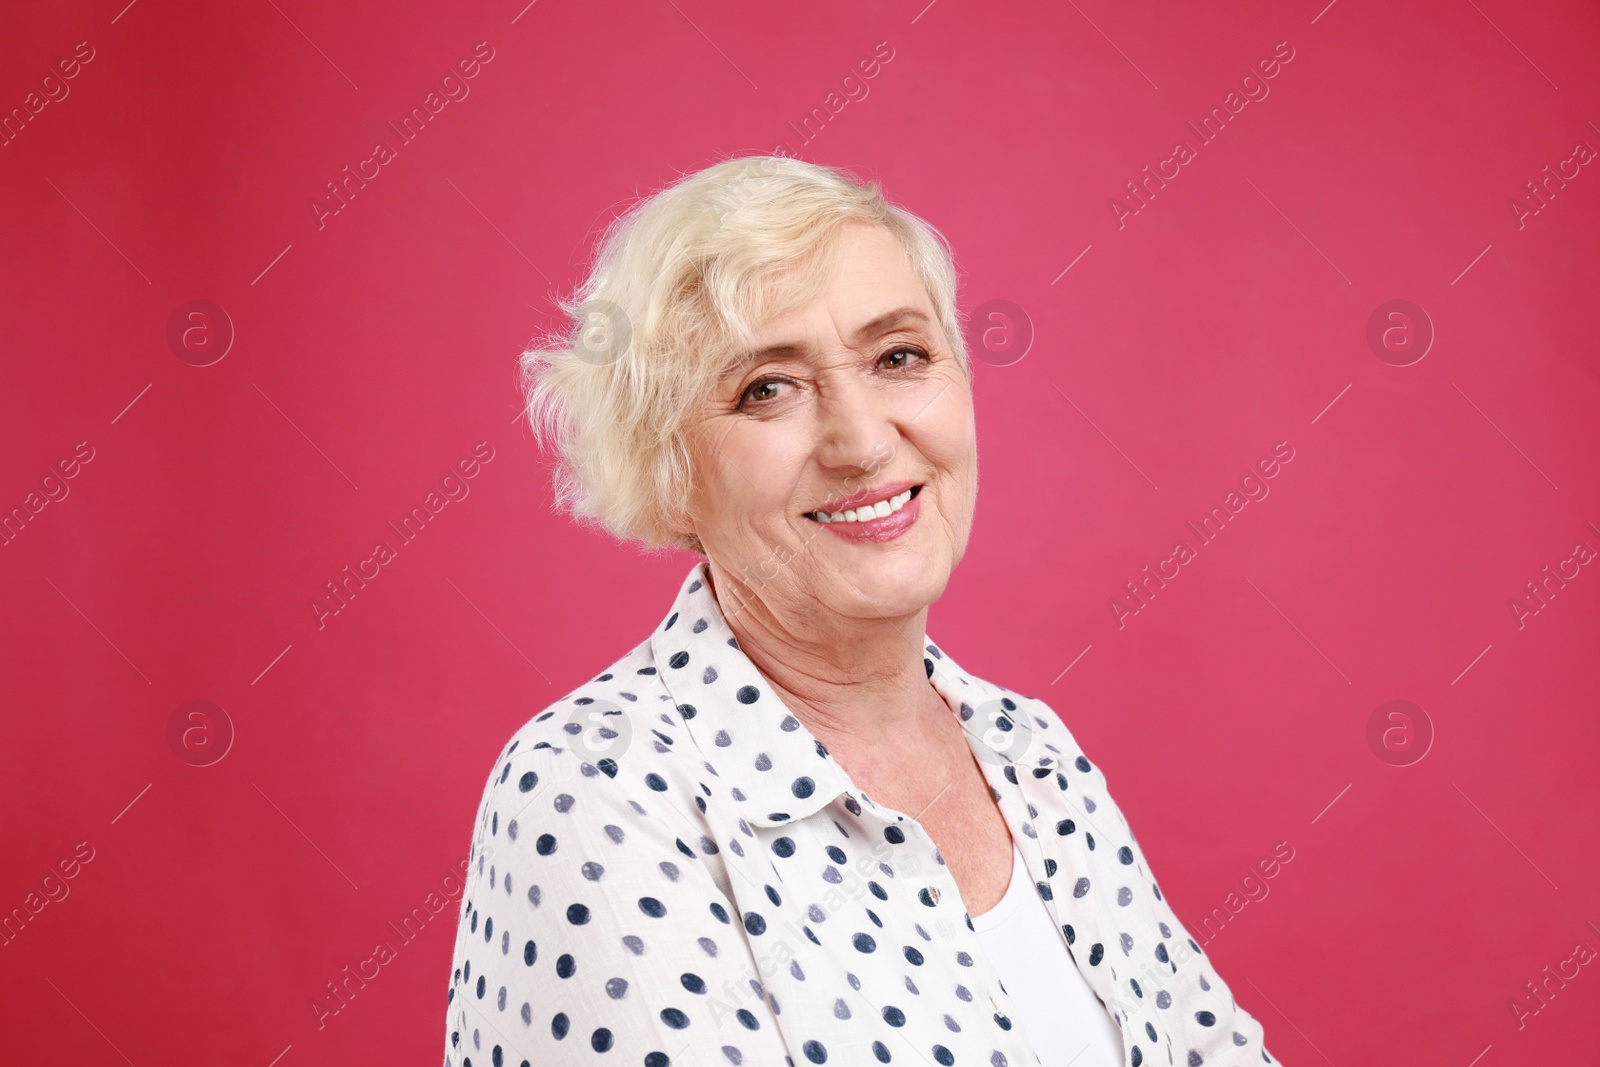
left=804, top=479, right=921, bottom=521
left=802, top=483, right=924, bottom=544
left=805, top=484, right=920, bottom=524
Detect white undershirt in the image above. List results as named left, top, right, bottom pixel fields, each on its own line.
left=969, top=842, right=1127, bottom=1067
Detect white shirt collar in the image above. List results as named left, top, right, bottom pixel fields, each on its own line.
left=648, top=560, right=1064, bottom=830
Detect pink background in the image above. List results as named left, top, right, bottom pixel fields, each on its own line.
left=3, top=0, right=1598, bottom=1063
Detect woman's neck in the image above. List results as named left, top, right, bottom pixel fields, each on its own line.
left=705, top=561, right=945, bottom=760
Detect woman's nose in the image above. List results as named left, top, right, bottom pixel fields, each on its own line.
left=812, top=367, right=898, bottom=466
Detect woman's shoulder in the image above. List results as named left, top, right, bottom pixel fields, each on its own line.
left=997, top=684, right=1135, bottom=831
left=465, top=634, right=704, bottom=827
left=928, top=640, right=1099, bottom=773
left=938, top=646, right=1129, bottom=818
left=1010, top=689, right=1092, bottom=766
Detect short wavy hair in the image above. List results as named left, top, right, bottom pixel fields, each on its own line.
left=520, top=154, right=969, bottom=558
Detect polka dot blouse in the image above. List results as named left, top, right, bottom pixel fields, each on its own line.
left=443, top=562, right=1278, bottom=1066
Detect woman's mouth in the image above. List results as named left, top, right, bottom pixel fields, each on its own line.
left=805, top=484, right=921, bottom=524
left=803, top=485, right=924, bottom=544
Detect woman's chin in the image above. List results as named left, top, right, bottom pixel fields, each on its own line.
left=830, top=549, right=951, bottom=608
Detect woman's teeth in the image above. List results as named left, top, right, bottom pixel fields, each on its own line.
left=810, top=487, right=916, bottom=524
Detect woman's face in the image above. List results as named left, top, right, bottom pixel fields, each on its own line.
left=680, top=221, right=978, bottom=629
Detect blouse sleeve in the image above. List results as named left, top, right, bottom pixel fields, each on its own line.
left=443, top=742, right=795, bottom=1067
left=1065, top=735, right=1279, bottom=1065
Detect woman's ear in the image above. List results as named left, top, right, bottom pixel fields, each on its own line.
left=662, top=501, right=698, bottom=543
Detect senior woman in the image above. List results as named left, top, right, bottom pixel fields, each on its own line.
left=443, top=156, right=1278, bottom=1067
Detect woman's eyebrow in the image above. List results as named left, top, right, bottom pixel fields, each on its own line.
left=851, top=306, right=931, bottom=342
left=722, top=306, right=931, bottom=379
left=717, top=343, right=804, bottom=384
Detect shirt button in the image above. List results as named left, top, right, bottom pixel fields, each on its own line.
left=927, top=885, right=941, bottom=904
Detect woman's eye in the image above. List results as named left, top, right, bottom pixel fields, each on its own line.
left=742, top=379, right=786, bottom=406
left=882, top=345, right=928, bottom=369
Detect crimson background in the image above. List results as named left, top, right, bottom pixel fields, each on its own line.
left=2, top=0, right=1598, bottom=1063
